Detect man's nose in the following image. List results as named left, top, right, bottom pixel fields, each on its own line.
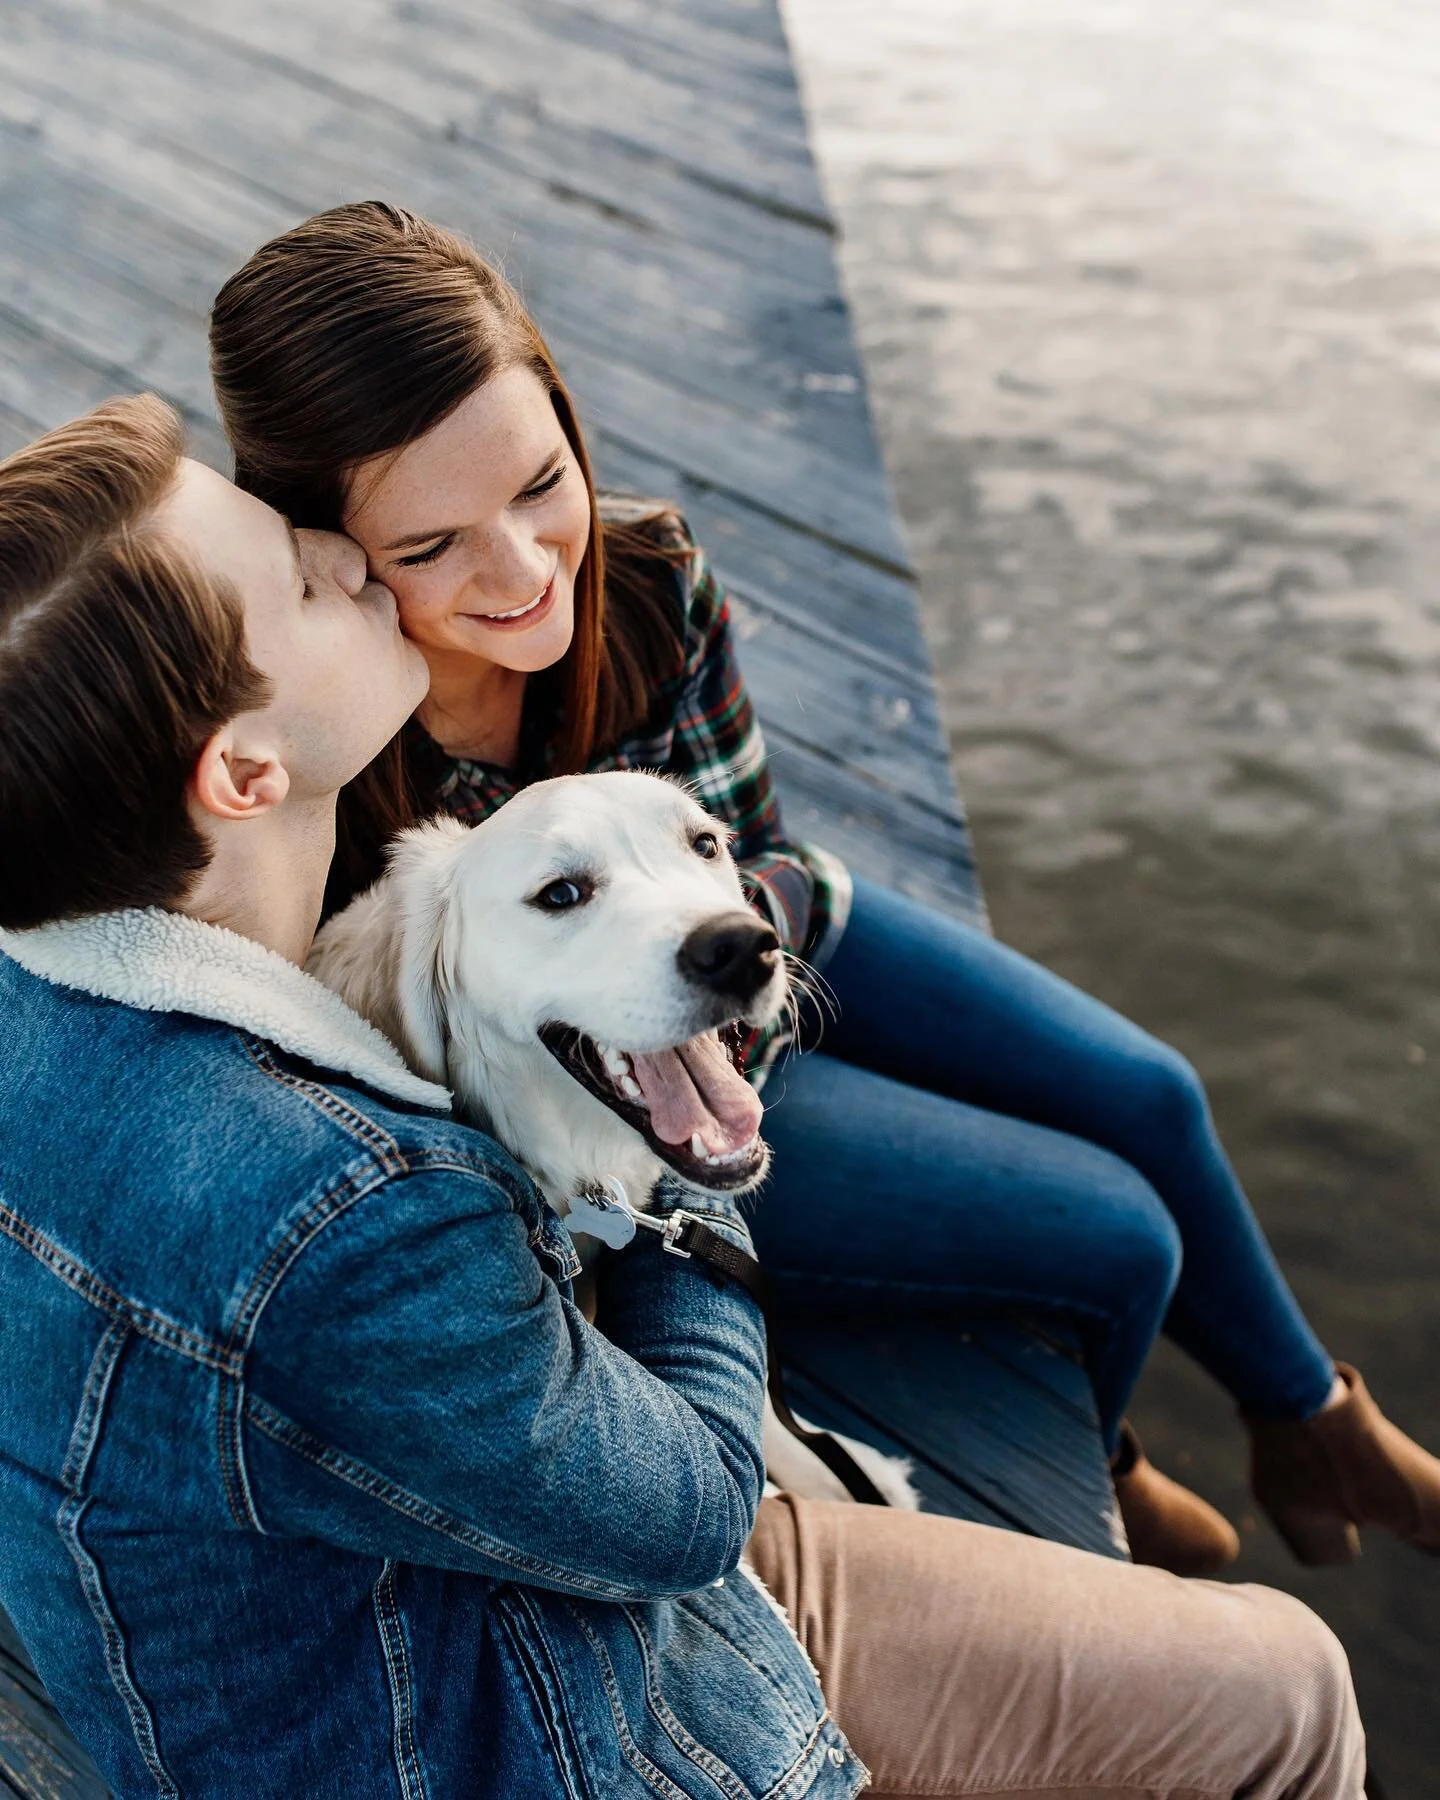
left=678, top=912, right=780, bottom=1002
left=299, top=528, right=368, bottom=597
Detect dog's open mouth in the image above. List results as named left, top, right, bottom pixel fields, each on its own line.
left=538, top=1022, right=767, bottom=1190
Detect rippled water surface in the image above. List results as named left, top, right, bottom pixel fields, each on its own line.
left=783, top=0, right=1440, bottom=1783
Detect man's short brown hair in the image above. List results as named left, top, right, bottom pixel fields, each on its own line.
left=0, top=395, right=269, bottom=930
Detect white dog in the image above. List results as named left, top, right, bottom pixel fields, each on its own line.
left=310, top=770, right=916, bottom=1508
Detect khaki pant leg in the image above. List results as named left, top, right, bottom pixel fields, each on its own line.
left=747, top=1493, right=1364, bottom=1800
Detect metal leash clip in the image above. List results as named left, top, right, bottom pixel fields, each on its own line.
left=599, top=1175, right=697, bottom=1258
left=631, top=1208, right=695, bottom=1259
left=564, top=1176, right=695, bottom=1257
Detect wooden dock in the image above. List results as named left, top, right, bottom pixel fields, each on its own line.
left=0, top=0, right=1121, bottom=1788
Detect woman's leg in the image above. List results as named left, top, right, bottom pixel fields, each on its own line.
left=755, top=1051, right=1181, bottom=1448
left=746, top=1492, right=1365, bottom=1799
left=801, top=876, right=1336, bottom=1421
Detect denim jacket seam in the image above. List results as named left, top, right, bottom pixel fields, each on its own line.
left=491, top=1589, right=589, bottom=1800
left=224, top=1151, right=540, bottom=1351
left=241, top=1044, right=538, bottom=1226
left=220, top=1159, right=408, bottom=1532
left=222, top=1070, right=546, bottom=1365
left=241, top=1037, right=409, bottom=1167
left=0, top=1200, right=237, bottom=1374
left=224, top=1158, right=405, bottom=1366
left=672, top=1595, right=812, bottom=1738
left=623, top=1606, right=754, bottom=1800
left=373, top=1561, right=428, bottom=1800
left=245, top=1392, right=670, bottom=1598
left=561, top=1603, right=696, bottom=1800
left=223, top=1153, right=555, bottom=1532
left=216, top=1368, right=263, bottom=1534
left=757, top=1715, right=844, bottom=1800
left=57, top=1319, right=181, bottom=1798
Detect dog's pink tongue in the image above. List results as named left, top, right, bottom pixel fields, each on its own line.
left=629, top=1032, right=762, bottom=1155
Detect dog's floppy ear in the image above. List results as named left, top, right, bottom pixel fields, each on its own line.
left=385, top=817, right=471, bottom=1086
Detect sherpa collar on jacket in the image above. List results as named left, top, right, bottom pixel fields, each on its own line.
left=0, top=906, right=451, bottom=1113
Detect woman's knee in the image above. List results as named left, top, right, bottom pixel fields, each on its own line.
left=1091, top=1163, right=1184, bottom=1321
left=1125, top=1038, right=1216, bottom=1150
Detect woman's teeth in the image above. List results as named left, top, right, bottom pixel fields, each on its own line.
left=485, top=585, right=548, bottom=622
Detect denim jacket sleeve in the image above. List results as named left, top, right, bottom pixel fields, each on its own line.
left=243, top=1163, right=768, bottom=1601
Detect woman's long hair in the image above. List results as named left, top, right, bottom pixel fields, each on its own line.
left=209, top=201, right=684, bottom=905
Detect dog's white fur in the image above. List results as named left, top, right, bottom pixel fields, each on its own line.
left=309, top=772, right=780, bottom=1206
left=310, top=771, right=917, bottom=1509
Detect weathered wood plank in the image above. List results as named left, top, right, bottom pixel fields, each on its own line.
left=5, top=0, right=838, bottom=278
left=0, top=307, right=227, bottom=468
left=0, top=48, right=900, bottom=563
left=0, top=101, right=849, bottom=444
left=727, top=602, right=959, bottom=815
left=781, top=1367, right=1021, bottom=1531
left=0, top=311, right=147, bottom=443
left=595, top=437, right=940, bottom=671
left=782, top=1317, right=1125, bottom=1557
left=0, top=1610, right=106, bottom=1799
left=0, top=402, right=45, bottom=462
left=503, top=0, right=799, bottom=89
left=758, top=731, right=985, bottom=926
left=131, top=0, right=828, bottom=224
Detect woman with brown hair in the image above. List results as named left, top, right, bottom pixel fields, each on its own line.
left=209, top=201, right=1440, bottom=1587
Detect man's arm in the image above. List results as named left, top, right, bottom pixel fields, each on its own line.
left=243, top=1163, right=767, bottom=1601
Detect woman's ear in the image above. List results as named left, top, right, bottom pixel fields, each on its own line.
left=190, top=728, right=291, bottom=823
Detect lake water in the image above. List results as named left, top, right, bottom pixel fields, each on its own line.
left=782, top=0, right=1440, bottom=1785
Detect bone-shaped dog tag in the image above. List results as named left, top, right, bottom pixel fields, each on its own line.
left=564, top=1179, right=638, bottom=1250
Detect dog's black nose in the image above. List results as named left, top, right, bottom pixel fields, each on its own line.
left=678, top=911, right=780, bottom=1000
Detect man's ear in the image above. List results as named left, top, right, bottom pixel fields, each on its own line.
left=190, top=727, right=291, bottom=823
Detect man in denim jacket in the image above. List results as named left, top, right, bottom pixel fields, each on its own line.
left=0, top=396, right=858, bottom=1798
left=0, top=399, right=1365, bottom=1800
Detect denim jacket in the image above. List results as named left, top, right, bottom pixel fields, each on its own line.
left=0, top=909, right=864, bottom=1799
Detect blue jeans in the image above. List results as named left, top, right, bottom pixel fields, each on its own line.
left=753, top=878, right=1336, bottom=1453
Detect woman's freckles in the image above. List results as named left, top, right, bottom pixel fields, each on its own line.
left=344, top=370, right=591, bottom=682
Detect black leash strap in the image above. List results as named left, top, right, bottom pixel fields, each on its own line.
left=643, top=1210, right=891, bottom=1508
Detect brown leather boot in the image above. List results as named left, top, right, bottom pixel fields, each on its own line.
left=1111, top=1422, right=1241, bottom=1577
left=1247, top=1363, right=1440, bottom=1566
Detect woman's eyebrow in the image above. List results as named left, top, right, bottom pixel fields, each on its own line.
left=378, top=451, right=564, bottom=553
left=381, top=523, right=464, bottom=553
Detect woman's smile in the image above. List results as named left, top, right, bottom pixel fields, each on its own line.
left=468, top=572, right=558, bottom=631
left=342, top=368, right=591, bottom=722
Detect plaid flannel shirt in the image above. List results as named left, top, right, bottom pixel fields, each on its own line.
left=408, top=533, right=852, bottom=1082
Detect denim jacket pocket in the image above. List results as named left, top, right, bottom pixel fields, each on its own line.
left=492, top=1579, right=853, bottom=1800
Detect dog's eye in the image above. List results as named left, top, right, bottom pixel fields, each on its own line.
left=530, top=877, right=590, bottom=912
left=692, top=832, right=721, bottom=861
